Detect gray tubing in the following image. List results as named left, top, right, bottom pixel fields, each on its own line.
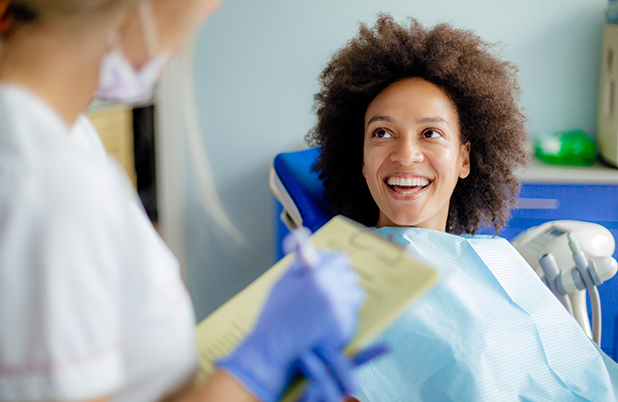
left=590, top=286, right=602, bottom=346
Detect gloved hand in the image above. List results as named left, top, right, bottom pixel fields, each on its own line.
left=297, top=344, right=389, bottom=402
left=216, top=250, right=365, bottom=402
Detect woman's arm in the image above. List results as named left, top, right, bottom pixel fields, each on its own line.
left=173, top=373, right=362, bottom=402
left=172, top=370, right=257, bottom=402
left=75, top=370, right=255, bottom=402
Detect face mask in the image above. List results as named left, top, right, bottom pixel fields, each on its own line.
left=96, top=1, right=169, bottom=103
left=96, top=50, right=170, bottom=103
left=97, top=2, right=246, bottom=243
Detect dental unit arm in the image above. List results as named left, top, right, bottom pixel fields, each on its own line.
left=512, top=221, right=618, bottom=344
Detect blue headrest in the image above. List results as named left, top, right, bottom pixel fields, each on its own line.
left=273, top=147, right=334, bottom=232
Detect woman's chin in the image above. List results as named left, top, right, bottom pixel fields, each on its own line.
left=377, top=212, right=447, bottom=232
left=377, top=215, right=423, bottom=228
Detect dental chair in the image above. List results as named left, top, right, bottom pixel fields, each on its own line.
left=269, top=147, right=618, bottom=361
left=270, top=147, right=330, bottom=234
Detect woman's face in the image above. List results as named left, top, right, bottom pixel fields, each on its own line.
left=363, top=77, right=470, bottom=231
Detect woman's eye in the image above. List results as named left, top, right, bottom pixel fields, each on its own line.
left=423, top=129, right=441, bottom=139
left=373, top=129, right=393, bottom=138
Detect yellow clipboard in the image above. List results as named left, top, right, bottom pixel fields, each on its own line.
left=195, top=216, right=440, bottom=400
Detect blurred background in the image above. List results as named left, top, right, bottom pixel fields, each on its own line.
left=178, top=0, right=605, bottom=321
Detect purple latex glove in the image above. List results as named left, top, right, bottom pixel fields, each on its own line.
left=217, top=249, right=364, bottom=402
left=297, top=344, right=389, bottom=402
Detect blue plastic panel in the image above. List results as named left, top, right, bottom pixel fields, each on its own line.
left=273, top=148, right=333, bottom=233
left=511, top=184, right=618, bottom=223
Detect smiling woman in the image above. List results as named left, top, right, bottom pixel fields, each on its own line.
left=363, top=77, right=470, bottom=230
left=307, top=14, right=528, bottom=234
left=304, top=13, right=618, bottom=402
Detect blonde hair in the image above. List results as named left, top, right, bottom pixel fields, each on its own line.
left=0, top=0, right=143, bottom=46
left=13, top=0, right=140, bottom=16
left=2, top=0, right=142, bottom=30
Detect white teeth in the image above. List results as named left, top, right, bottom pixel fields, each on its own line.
left=387, top=177, right=430, bottom=187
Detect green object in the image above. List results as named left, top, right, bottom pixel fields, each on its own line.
left=534, top=130, right=597, bottom=166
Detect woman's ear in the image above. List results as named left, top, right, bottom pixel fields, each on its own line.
left=459, top=141, right=471, bottom=179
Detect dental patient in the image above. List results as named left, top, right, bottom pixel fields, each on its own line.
left=307, top=14, right=618, bottom=401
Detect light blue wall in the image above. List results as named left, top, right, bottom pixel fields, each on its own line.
left=186, top=0, right=606, bottom=320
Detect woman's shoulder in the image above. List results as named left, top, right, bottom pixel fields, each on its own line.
left=0, top=137, right=134, bottom=279
left=0, top=95, right=124, bottom=224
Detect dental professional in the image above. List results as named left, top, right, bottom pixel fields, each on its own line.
left=0, top=1, right=366, bottom=402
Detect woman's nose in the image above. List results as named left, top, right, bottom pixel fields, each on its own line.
left=390, top=138, right=424, bottom=166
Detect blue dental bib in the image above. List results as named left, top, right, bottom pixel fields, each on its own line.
left=355, top=227, right=618, bottom=401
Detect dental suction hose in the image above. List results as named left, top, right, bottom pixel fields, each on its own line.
left=539, top=253, right=573, bottom=315
left=539, top=235, right=618, bottom=345
left=567, top=234, right=603, bottom=345
left=589, top=286, right=602, bottom=345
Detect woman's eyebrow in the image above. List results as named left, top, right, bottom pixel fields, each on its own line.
left=366, top=115, right=450, bottom=127
left=417, top=116, right=449, bottom=126
left=366, top=115, right=396, bottom=126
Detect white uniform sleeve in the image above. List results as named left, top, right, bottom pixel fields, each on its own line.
left=0, top=160, right=126, bottom=401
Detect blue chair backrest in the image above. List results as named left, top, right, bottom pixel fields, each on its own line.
left=273, top=147, right=334, bottom=233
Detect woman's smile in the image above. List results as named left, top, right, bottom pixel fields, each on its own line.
left=384, top=175, right=431, bottom=197
left=362, top=77, right=470, bottom=230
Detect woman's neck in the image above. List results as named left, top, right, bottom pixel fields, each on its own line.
left=0, top=20, right=110, bottom=127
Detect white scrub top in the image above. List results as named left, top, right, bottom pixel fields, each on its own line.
left=0, top=85, right=198, bottom=401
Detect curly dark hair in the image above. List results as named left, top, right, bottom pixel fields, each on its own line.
left=306, top=14, right=528, bottom=234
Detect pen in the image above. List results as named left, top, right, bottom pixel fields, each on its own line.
left=283, top=227, right=319, bottom=268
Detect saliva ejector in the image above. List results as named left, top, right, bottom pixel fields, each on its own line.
left=512, top=221, right=618, bottom=345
